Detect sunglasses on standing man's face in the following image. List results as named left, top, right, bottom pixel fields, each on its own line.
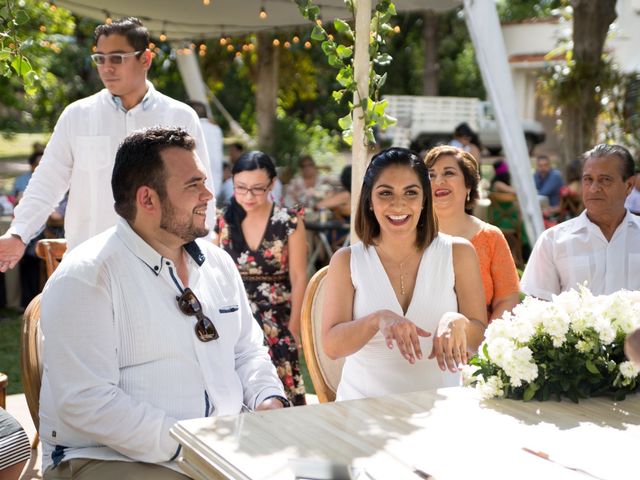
left=176, top=288, right=219, bottom=342
left=90, top=50, right=144, bottom=66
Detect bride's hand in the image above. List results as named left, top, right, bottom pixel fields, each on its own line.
left=428, top=312, right=469, bottom=372
left=377, top=310, right=431, bottom=364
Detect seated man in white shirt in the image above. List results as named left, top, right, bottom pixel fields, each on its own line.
left=521, top=144, right=640, bottom=300
left=39, top=127, right=287, bottom=480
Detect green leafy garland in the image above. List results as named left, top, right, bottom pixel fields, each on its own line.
left=0, top=0, right=36, bottom=94
left=296, top=0, right=397, bottom=146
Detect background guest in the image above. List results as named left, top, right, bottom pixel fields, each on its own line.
left=489, top=158, right=516, bottom=194
left=187, top=100, right=224, bottom=196
left=284, top=155, right=336, bottom=212
left=522, top=144, right=640, bottom=299
left=215, top=151, right=308, bottom=405
left=450, top=122, right=482, bottom=162
left=322, top=147, right=486, bottom=401
left=425, top=146, right=520, bottom=321
left=534, top=154, right=564, bottom=209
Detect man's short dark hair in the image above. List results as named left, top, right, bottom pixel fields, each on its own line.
left=28, top=151, right=42, bottom=167
left=583, top=144, right=635, bottom=180
left=112, top=127, right=196, bottom=221
left=230, top=142, right=244, bottom=152
left=94, top=17, right=149, bottom=52
left=186, top=100, right=207, bottom=119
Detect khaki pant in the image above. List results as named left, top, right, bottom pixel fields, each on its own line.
left=43, top=459, right=190, bottom=480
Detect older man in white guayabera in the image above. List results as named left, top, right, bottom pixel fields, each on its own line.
left=521, top=144, right=640, bottom=300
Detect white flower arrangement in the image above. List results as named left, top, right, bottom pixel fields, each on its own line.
left=465, top=286, right=640, bottom=402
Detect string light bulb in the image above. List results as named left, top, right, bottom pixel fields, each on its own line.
left=203, top=0, right=210, bottom=5
left=104, top=11, right=112, bottom=24
left=293, top=35, right=300, bottom=44
left=159, top=32, right=167, bottom=42
left=393, top=25, right=401, bottom=33
left=259, top=6, right=268, bottom=19
left=284, top=41, right=291, bottom=49
left=272, top=38, right=280, bottom=47
left=49, top=1, right=57, bottom=12
left=220, top=37, right=227, bottom=45
left=304, top=41, right=311, bottom=49
left=226, top=44, right=234, bottom=52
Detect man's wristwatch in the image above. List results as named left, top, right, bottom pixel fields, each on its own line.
left=264, top=395, right=291, bottom=408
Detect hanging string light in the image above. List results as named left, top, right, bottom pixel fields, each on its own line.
left=203, top=0, right=210, bottom=5
left=49, top=1, right=57, bottom=12
left=159, top=22, right=167, bottom=42
left=393, top=25, right=401, bottom=33
left=104, top=10, right=112, bottom=24
left=272, top=38, right=280, bottom=47
left=284, top=41, right=291, bottom=49
left=304, top=41, right=311, bottom=49
left=292, top=35, right=300, bottom=44
left=259, top=1, right=268, bottom=19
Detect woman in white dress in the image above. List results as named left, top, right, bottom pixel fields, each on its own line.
left=322, top=147, right=487, bottom=401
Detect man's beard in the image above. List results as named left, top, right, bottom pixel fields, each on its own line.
left=160, top=199, right=209, bottom=243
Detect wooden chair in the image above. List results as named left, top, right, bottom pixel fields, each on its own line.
left=300, top=266, right=344, bottom=403
left=35, top=238, right=67, bottom=279
left=20, top=239, right=67, bottom=447
left=487, top=192, right=525, bottom=269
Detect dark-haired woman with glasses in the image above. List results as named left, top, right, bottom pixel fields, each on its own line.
left=215, top=151, right=308, bottom=405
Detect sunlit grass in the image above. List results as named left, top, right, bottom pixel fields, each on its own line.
left=0, top=133, right=50, bottom=161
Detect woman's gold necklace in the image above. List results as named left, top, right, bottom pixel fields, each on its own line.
left=376, top=245, right=419, bottom=295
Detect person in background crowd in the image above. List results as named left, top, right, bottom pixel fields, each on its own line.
left=317, top=164, right=352, bottom=218
left=450, top=122, right=482, bottom=162
left=218, top=143, right=283, bottom=206
left=39, top=127, right=286, bottom=480
left=426, top=146, right=520, bottom=321
left=624, top=164, right=640, bottom=215
left=533, top=155, right=564, bottom=209
left=13, top=150, right=67, bottom=307
left=489, top=158, right=516, bottom=194
left=215, top=151, right=308, bottom=405
left=522, top=144, right=640, bottom=299
left=322, top=147, right=486, bottom=401
left=186, top=100, right=223, bottom=196
left=0, top=17, right=211, bottom=273
left=284, top=155, right=337, bottom=212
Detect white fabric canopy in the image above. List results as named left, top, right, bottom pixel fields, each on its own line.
left=58, top=0, right=544, bottom=242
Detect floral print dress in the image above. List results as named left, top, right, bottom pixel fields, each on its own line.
left=215, top=204, right=306, bottom=405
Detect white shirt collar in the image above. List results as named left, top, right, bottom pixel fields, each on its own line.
left=114, top=218, right=205, bottom=276
left=110, top=80, right=156, bottom=112
left=565, top=208, right=639, bottom=234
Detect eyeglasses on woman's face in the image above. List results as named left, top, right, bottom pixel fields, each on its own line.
left=234, top=184, right=270, bottom=197
left=176, top=288, right=219, bottom=342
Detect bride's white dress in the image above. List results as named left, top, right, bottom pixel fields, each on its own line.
left=336, top=234, right=460, bottom=401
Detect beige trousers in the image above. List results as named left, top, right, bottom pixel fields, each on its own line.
left=43, top=459, right=190, bottom=480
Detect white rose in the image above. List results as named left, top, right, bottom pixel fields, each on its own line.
left=619, top=361, right=640, bottom=380
left=477, top=375, right=505, bottom=400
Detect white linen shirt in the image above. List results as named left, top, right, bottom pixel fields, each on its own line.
left=9, top=82, right=213, bottom=250
left=521, top=210, right=640, bottom=300
left=39, top=219, right=284, bottom=472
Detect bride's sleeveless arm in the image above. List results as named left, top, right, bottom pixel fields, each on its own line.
left=322, top=247, right=380, bottom=359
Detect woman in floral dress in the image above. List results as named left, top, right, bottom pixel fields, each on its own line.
left=215, top=151, right=308, bottom=405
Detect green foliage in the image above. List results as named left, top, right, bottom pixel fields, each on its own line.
left=436, top=9, right=485, bottom=99
left=271, top=109, right=342, bottom=175
left=496, top=0, right=564, bottom=22
left=0, top=311, right=24, bottom=395
left=296, top=0, right=397, bottom=146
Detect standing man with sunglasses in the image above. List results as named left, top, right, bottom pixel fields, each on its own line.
left=0, top=17, right=213, bottom=271
left=39, top=127, right=287, bottom=480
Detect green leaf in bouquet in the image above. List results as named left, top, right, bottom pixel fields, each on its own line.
left=585, top=359, right=601, bottom=375
left=523, top=383, right=539, bottom=401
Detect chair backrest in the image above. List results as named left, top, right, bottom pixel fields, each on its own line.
left=35, top=239, right=67, bottom=279
left=21, top=294, right=43, bottom=431
left=21, top=239, right=67, bottom=432
left=300, top=266, right=344, bottom=403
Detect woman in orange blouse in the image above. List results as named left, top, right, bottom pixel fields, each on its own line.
left=425, top=146, right=520, bottom=321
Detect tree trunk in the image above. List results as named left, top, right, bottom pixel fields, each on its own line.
left=562, top=0, right=617, bottom=162
left=422, top=10, right=438, bottom=96
left=256, top=31, right=279, bottom=154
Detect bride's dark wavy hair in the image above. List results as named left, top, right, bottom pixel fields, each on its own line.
left=355, top=147, right=437, bottom=249
left=224, top=151, right=277, bottom=248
